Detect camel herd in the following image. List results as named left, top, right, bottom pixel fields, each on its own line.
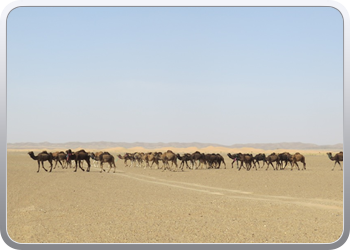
left=27, top=149, right=116, bottom=173
left=27, top=149, right=343, bottom=173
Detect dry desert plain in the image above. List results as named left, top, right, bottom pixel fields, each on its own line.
left=6, top=147, right=344, bottom=244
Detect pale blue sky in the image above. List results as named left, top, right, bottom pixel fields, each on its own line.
left=7, top=7, right=343, bottom=145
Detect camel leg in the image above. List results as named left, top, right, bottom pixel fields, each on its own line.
left=252, top=162, right=257, bottom=170
left=295, top=162, right=300, bottom=170
left=57, top=160, right=63, bottom=169
left=78, top=161, right=85, bottom=171
left=332, top=162, right=337, bottom=171
left=113, top=162, right=117, bottom=173
left=238, top=162, right=243, bottom=171
left=41, top=161, right=48, bottom=172
left=86, top=159, right=91, bottom=172
left=37, top=162, right=41, bottom=173
left=107, top=162, right=113, bottom=173
left=100, top=162, right=105, bottom=173
left=49, top=160, right=53, bottom=172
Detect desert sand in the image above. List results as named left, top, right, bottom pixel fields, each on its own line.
left=7, top=148, right=343, bottom=244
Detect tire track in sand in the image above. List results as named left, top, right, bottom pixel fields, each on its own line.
left=117, top=171, right=343, bottom=211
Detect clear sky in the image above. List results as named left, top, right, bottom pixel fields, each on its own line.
left=7, top=7, right=343, bottom=145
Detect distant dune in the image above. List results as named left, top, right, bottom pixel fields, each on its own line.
left=7, top=141, right=343, bottom=155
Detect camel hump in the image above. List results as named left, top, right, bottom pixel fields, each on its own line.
left=41, top=150, right=48, bottom=154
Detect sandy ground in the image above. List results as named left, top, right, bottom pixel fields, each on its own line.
left=7, top=149, right=343, bottom=244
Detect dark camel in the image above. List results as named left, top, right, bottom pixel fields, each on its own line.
left=265, top=153, right=280, bottom=171
left=191, top=151, right=206, bottom=169
left=327, top=152, right=343, bottom=171
left=176, top=153, right=194, bottom=170
left=68, top=149, right=91, bottom=172
left=236, top=153, right=256, bottom=171
left=65, top=149, right=77, bottom=169
left=227, top=153, right=238, bottom=168
left=28, top=151, right=53, bottom=173
left=253, top=153, right=266, bottom=168
left=290, top=152, right=306, bottom=171
left=278, top=152, right=293, bottom=170
left=204, top=154, right=226, bottom=169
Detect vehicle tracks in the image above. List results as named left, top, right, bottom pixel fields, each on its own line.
left=117, top=171, right=343, bottom=211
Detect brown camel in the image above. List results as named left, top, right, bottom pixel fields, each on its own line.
left=327, top=151, right=343, bottom=171
left=28, top=151, right=53, bottom=173
left=290, top=152, right=306, bottom=171
left=117, top=153, right=135, bottom=167
left=133, top=152, right=144, bottom=167
left=90, top=151, right=104, bottom=168
left=236, top=153, right=256, bottom=171
left=92, top=152, right=116, bottom=173
left=52, top=151, right=68, bottom=169
left=143, top=152, right=161, bottom=169
left=265, top=153, right=280, bottom=171
left=161, top=150, right=178, bottom=171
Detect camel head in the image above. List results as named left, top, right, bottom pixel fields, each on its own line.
left=326, top=152, right=333, bottom=160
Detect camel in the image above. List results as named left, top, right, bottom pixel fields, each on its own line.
left=65, top=149, right=77, bottom=169
left=68, top=149, right=91, bottom=172
left=204, top=154, right=226, bottom=169
left=327, top=151, right=343, bottom=171
left=90, top=152, right=116, bottom=173
left=133, top=152, right=144, bottom=167
left=52, top=151, right=68, bottom=169
left=278, top=152, right=293, bottom=170
left=176, top=153, right=194, bottom=170
left=117, top=153, right=135, bottom=167
left=253, top=153, right=266, bottom=168
left=265, top=153, right=280, bottom=171
left=89, top=151, right=104, bottom=168
left=141, top=152, right=161, bottom=169
left=236, top=153, right=256, bottom=171
left=28, top=151, right=53, bottom=173
left=290, top=152, right=306, bottom=171
left=191, top=151, right=206, bottom=169
left=227, top=153, right=238, bottom=168
left=161, top=150, right=178, bottom=171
